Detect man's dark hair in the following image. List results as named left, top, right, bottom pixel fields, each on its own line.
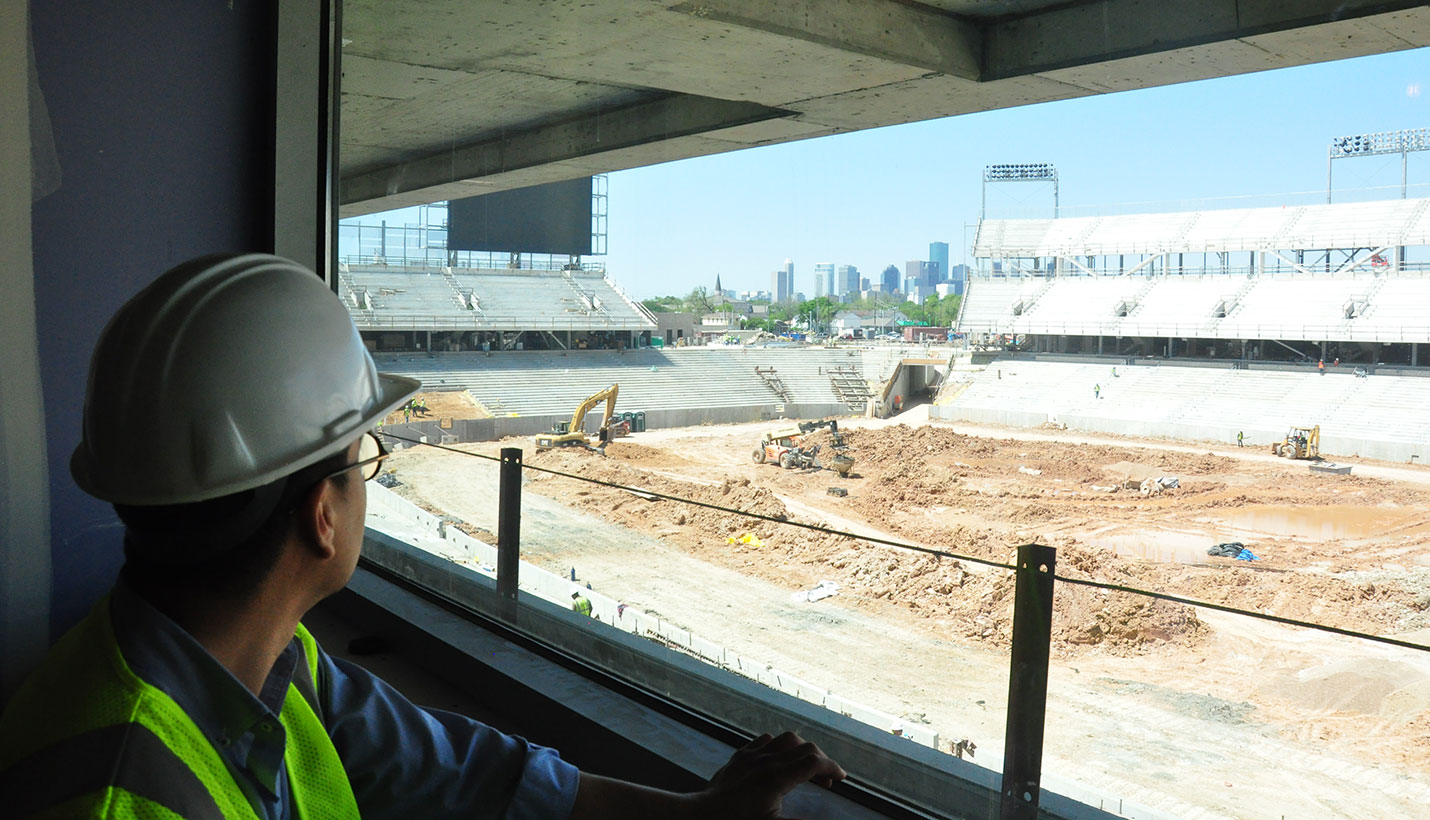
left=117, top=450, right=356, bottom=600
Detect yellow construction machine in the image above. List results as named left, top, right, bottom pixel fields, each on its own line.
left=534, top=384, right=623, bottom=451
left=1272, top=425, right=1320, bottom=460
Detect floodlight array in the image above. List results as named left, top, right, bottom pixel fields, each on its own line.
left=984, top=163, right=1058, bottom=182
left=1328, top=127, right=1430, bottom=158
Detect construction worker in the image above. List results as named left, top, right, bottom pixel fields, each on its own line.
left=0, top=254, right=843, bottom=820
left=1237, top=430, right=1244, bottom=448
left=572, top=591, right=594, bottom=617
left=1094, top=383, right=1101, bottom=399
left=1318, top=358, right=1325, bottom=375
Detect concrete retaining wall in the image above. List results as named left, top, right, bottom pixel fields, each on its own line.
left=379, top=402, right=855, bottom=447
left=364, top=483, right=939, bottom=748
left=929, top=404, right=1427, bottom=463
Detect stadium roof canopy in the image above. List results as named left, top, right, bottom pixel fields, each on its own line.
left=973, top=198, right=1430, bottom=259
left=339, top=2, right=1430, bottom=217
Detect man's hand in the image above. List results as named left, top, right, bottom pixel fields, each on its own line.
left=696, top=731, right=847, bottom=819
left=572, top=731, right=845, bottom=820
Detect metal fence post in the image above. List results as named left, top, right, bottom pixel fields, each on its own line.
left=1000, top=543, right=1057, bottom=820
left=496, top=447, right=522, bottom=606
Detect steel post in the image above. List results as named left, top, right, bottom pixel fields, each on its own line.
left=1000, top=543, right=1057, bottom=820
left=497, top=447, right=522, bottom=605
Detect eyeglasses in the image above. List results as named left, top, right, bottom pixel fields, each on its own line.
left=320, top=431, right=389, bottom=484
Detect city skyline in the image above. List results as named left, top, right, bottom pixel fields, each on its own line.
left=601, top=48, right=1428, bottom=298
left=339, top=48, right=1429, bottom=301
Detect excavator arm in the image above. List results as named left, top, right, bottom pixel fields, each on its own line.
left=535, top=384, right=619, bottom=451
left=569, top=384, right=618, bottom=436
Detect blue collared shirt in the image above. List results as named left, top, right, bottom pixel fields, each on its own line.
left=109, top=578, right=579, bottom=819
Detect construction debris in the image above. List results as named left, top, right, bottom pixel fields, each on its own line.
left=1207, top=542, right=1259, bottom=561
left=791, top=580, right=840, bottom=603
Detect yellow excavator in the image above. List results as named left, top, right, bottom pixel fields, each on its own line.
left=534, top=384, right=622, bottom=451
left=1272, top=425, right=1320, bottom=460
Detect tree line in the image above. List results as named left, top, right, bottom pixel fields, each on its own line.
left=641, top=288, right=961, bottom=333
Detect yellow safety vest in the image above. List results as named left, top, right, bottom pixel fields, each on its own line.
left=0, top=598, right=360, bottom=820
left=572, top=597, right=592, bottom=617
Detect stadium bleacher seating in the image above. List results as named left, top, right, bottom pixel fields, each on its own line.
left=346, top=265, right=655, bottom=331
left=972, top=197, right=1430, bottom=259
left=944, top=361, right=1430, bottom=452
left=956, top=279, right=1051, bottom=333
left=960, top=272, right=1430, bottom=344
left=373, top=347, right=882, bottom=417
left=1010, top=276, right=1148, bottom=336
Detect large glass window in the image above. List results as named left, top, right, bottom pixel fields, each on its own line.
left=337, top=5, right=1430, bottom=816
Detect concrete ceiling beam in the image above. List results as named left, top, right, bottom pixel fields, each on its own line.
left=984, top=0, right=1430, bottom=80
left=668, top=0, right=982, bottom=80
left=339, top=93, right=793, bottom=216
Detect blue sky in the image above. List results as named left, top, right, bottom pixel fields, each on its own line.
left=344, top=47, right=1430, bottom=299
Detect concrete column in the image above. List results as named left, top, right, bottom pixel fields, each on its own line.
left=1413, top=343, right=1418, bottom=367
left=1097, top=336, right=1103, bottom=355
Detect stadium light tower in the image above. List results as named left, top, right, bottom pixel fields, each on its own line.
left=982, top=163, right=1059, bottom=219
left=1327, top=127, right=1430, bottom=203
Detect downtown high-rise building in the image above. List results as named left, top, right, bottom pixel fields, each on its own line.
left=905, top=259, right=933, bottom=289
left=880, top=264, right=900, bottom=293
left=771, top=259, right=794, bottom=303
left=929, top=241, right=949, bottom=285
left=836, top=264, right=859, bottom=300
left=813, top=262, right=835, bottom=301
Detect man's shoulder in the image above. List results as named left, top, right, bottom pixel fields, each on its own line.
left=0, top=607, right=139, bottom=768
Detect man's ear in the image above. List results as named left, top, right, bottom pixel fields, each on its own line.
left=293, top=479, right=340, bottom=561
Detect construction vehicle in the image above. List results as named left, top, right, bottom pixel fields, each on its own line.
left=752, top=425, right=809, bottom=469
left=1271, top=425, right=1320, bottom=460
left=534, top=384, right=622, bottom=451
left=751, top=419, right=855, bottom=476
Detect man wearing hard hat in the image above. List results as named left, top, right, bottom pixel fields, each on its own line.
left=0, top=255, right=842, bottom=819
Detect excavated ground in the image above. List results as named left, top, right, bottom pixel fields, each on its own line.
left=529, top=425, right=1430, bottom=656
left=382, top=416, right=1430, bottom=819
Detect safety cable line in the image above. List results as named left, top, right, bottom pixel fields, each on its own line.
left=382, top=433, right=1430, bottom=655
left=1053, top=575, right=1430, bottom=653
left=383, top=434, right=1010, bottom=570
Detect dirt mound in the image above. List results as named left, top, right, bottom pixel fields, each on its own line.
left=526, top=449, right=789, bottom=538
left=514, top=420, right=1429, bottom=660
left=600, top=441, right=690, bottom=468
left=382, top=389, right=488, bottom=423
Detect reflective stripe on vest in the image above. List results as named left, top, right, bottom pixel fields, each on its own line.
left=0, top=598, right=360, bottom=819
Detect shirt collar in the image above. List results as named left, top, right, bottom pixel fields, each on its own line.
left=109, top=573, right=300, bottom=797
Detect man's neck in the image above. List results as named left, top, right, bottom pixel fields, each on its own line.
left=137, top=580, right=305, bottom=696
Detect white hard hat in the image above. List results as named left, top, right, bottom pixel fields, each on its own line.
left=71, top=253, right=420, bottom=505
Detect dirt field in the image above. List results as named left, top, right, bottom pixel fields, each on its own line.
left=382, top=413, right=1430, bottom=819
left=381, top=389, right=488, bottom=424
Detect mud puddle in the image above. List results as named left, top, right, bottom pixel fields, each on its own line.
left=1210, top=504, right=1420, bottom=541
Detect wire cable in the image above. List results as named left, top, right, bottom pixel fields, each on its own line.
left=382, top=433, right=1430, bottom=654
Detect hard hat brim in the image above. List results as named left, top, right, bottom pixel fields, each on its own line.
left=72, top=371, right=420, bottom=506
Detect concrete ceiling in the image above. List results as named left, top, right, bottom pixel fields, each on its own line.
left=339, top=0, right=1430, bottom=217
